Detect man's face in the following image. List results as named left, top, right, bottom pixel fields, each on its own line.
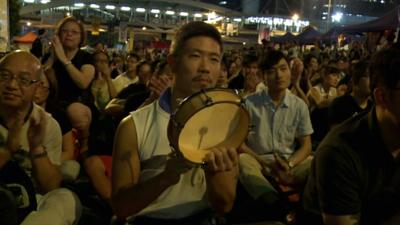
left=244, top=62, right=259, bottom=77
left=172, top=36, right=221, bottom=97
left=93, top=53, right=109, bottom=71
left=325, top=73, right=340, bottom=88
left=126, top=56, right=138, bottom=73
left=264, top=58, right=291, bottom=93
left=309, top=57, right=319, bottom=72
left=34, top=76, right=50, bottom=106
left=0, top=53, right=40, bottom=109
left=138, top=64, right=152, bottom=83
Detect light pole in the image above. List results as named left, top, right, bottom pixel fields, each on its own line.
left=326, top=0, right=332, bottom=31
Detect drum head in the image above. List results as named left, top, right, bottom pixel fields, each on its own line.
left=178, top=101, right=249, bottom=164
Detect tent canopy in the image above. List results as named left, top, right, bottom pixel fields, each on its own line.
left=296, top=26, right=321, bottom=44
left=14, top=32, right=37, bottom=43
left=271, top=32, right=296, bottom=43
left=339, top=5, right=400, bottom=33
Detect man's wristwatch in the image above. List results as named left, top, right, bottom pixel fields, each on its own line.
left=30, top=146, right=47, bottom=159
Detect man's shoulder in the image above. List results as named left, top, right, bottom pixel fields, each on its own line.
left=317, top=112, right=370, bottom=156
left=113, top=73, right=126, bottom=81
left=245, top=90, right=265, bottom=104
left=286, top=90, right=308, bottom=107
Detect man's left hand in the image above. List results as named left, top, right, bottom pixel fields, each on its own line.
left=203, top=147, right=238, bottom=173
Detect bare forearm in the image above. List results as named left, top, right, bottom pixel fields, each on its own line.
left=31, top=147, right=61, bottom=193
left=205, top=167, right=238, bottom=215
left=289, top=142, right=311, bottom=166
left=112, top=172, right=175, bottom=218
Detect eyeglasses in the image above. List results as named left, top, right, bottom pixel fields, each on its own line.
left=0, top=71, right=39, bottom=87
left=61, top=28, right=81, bottom=36
left=37, top=83, right=50, bottom=92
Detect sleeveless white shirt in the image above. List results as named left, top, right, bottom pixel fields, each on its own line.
left=130, top=99, right=208, bottom=219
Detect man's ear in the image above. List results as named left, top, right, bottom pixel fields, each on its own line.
left=373, top=87, right=389, bottom=108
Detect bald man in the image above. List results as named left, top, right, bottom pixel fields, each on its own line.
left=0, top=51, right=81, bottom=225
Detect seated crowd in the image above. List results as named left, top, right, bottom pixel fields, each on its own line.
left=0, top=17, right=399, bottom=225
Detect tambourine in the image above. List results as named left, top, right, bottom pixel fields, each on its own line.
left=168, top=88, right=250, bottom=165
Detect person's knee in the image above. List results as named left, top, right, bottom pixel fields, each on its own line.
left=239, top=153, right=260, bottom=170
left=52, top=188, right=82, bottom=224
left=61, top=160, right=81, bottom=182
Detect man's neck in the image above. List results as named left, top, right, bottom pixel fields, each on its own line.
left=268, top=89, right=286, bottom=107
left=125, top=71, right=137, bottom=80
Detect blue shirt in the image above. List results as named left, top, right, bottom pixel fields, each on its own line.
left=245, top=89, right=313, bottom=158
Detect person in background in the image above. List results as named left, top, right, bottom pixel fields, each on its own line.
left=328, top=61, right=373, bottom=127
left=302, top=44, right=400, bottom=225
left=43, top=16, right=95, bottom=157
left=112, top=53, right=140, bottom=94
left=0, top=51, right=81, bottom=225
left=33, top=70, right=79, bottom=182
left=31, top=29, right=48, bottom=60
left=111, top=54, right=124, bottom=79
left=239, top=50, right=313, bottom=220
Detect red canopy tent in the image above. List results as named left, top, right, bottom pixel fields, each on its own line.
left=14, top=32, right=37, bottom=43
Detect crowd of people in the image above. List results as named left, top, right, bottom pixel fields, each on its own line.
left=0, top=16, right=399, bottom=225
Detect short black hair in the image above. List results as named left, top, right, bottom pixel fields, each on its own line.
left=350, top=61, right=369, bottom=85
left=369, top=45, right=400, bottom=91
left=242, top=54, right=259, bottom=68
left=260, top=50, right=288, bottom=72
left=303, top=54, right=318, bottom=67
left=321, top=65, right=341, bottom=77
left=170, top=21, right=223, bottom=57
left=127, top=53, right=140, bottom=62
left=38, top=28, right=46, bottom=35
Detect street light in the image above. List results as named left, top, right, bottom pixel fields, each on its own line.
left=292, top=13, right=299, bottom=21
left=332, top=12, right=343, bottom=22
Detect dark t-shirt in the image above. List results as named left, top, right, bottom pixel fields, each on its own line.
left=52, top=50, right=94, bottom=105
left=46, top=103, right=72, bottom=135
left=328, top=94, right=373, bottom=125
left=228, top=73, right=245, bottom=90
left=303, top=109, right=400, bottom=225
left=30, top=38, right=43, bottom=58
left=116, top=83, right=150, bottom=113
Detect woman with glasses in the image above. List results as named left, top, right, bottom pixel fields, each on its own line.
left=43, top=16, right=95, bottom=154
